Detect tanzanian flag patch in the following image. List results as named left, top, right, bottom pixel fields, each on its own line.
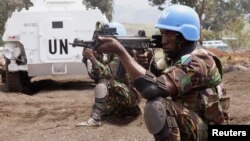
left=181, top=54, right=192, bottom=65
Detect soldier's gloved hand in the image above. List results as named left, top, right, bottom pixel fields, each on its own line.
left=134, top=50, right=153, bottom=69
left=97, top=36, right=124, bottom=55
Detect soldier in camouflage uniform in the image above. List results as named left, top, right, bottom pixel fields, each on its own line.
left=96, top=5, right=230, bottom=141
left=76, top=48, right=141, bottom=127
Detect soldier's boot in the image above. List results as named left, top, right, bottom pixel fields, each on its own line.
left=76, top=105, right=103, bottom=127
left=76, top=80, right=108, bottom=127
left=75, top=117, right=101, bottom=127
left=144, top=97, right=180, bottom=141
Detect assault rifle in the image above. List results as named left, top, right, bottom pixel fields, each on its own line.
left=70, top=24, right=162, bottom=79
left=69, top=26, right=162, bottom=53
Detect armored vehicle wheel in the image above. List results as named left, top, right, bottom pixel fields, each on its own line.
left=5, top=59, right=31, bottom=92
left=5, top=71, right=31, bottom=92
left=6, top=71, right=23, bottom=92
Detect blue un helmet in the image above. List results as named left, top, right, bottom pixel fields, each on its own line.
left=155, top=5, right=200, bottom=41
left=108, top=22, right=127, bottom=36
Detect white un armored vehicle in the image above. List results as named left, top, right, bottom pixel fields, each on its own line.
left=2, top=0, right=108, bottom=92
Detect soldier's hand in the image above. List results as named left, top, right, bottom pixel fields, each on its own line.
left=82, top=48, right=95, bottom=59
left=97, top=36, right=124, bottom=55
left=134, top=50, right=153, bottom=69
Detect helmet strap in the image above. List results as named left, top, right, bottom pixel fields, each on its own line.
left=173, top=33, right=196, bottom=59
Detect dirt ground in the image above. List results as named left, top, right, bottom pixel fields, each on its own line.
left=0, top=53, right=250, bottom=141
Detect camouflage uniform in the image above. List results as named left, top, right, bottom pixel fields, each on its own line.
left=85, top=51, right=104, bottom=82
left=89, top=54, right=141, bottom=118
left=143, top=47, right=230, bottom=141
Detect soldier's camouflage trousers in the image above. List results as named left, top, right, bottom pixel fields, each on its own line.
left=145, top=98, right=207, bottom=141
left=172, top=100, right=207, bottom=141
left=93, top=79, right=141, bottom=118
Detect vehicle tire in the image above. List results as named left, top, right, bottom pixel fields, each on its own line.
left=6, top=71, right=23, bottom=92
left=6, top=71, right=31, bottom=92
left=5, top=59, right=31, bottom=92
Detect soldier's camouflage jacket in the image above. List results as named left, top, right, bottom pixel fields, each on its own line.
left=150, top=47, right=230, bottom=124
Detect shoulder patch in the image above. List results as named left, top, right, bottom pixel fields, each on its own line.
left=181, top=54, right=192, bottom=65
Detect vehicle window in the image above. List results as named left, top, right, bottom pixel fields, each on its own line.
left=52, top=21, right=63, bottom=28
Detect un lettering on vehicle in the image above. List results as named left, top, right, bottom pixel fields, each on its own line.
left=48, top=39, right=68, bottom=55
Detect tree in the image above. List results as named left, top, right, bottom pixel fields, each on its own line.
left=224, top=16, right=250, bottom=51
left=84, top=0, right=113, bottom=21
left=148, top=0, right=250, bottom=32
left=202, top=29, right=220, bottom=40
left=148, top=0, right=250, bottom=48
